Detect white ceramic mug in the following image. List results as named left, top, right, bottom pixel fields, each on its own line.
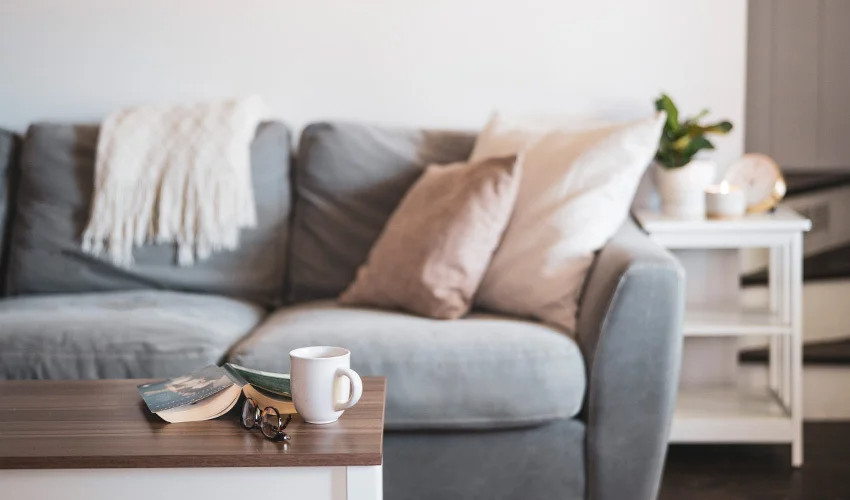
left=289, top=346, right=363, bottom=424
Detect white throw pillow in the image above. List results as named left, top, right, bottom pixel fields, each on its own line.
left=469, top=112, right=609, bottom=161
left=471, top=112, right=666, bottom=334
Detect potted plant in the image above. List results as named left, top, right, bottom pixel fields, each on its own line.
left=653, top=93, right=733, bottom=218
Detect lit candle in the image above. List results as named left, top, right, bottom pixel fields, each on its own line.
left=705, top=180, right=747, bottom=219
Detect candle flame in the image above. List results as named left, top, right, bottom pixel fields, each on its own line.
left=719, top=180, right=730, bottom=194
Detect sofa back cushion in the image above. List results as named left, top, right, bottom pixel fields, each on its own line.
left=0, top=129, right=21, bottom=296
left=5, top=121, right=292, bottom=306
left=288, top=122, right=475, bottom=302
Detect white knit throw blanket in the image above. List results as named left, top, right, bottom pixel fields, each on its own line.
left=82, top=96, right=269, bottom=267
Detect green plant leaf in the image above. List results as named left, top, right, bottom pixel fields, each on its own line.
left=654, top=94, right=679, bottom=132
left=683, top=122, right=733, bottom=138
left=701, top=120, right=733, bottom=134
left=655, top=149, right=689, bottom=169
left=672, top=134, right=693, bottom=152
left=682, top=136, right=715, bottom=158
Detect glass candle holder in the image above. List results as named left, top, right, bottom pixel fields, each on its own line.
left=705, top=181, right=747, bottom=219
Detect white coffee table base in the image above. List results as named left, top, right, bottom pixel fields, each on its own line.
left=0, top=465, right=382, bottom=500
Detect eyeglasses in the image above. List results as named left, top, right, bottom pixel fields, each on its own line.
left=241, top=397, right=292, bottom=441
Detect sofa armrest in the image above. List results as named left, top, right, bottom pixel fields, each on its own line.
left=575, top=216, right=684, bottom=500
left=0, top=129, right=22, bottom=295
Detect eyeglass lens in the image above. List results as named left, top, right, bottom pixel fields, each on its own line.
left=241, top=398, right=261, bottom=429
left=241, top=398, right=292, bottom=441
left=261, top=407, right=292, bottom=440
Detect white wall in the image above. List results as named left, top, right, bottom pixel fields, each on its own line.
left=0, top=0, right=747, bottom=165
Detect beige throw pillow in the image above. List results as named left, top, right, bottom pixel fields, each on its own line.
left=470, top=112, right=666, bottom=334
left=339, top=155, right=522, bottom=319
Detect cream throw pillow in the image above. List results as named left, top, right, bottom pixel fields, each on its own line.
left=339, top=155, right=522, bottom=319
left=468, top=112, right=609, bottom=159
left=470, top=112, right=666, bottom=334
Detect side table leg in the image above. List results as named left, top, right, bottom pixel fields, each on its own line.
left=346, top=465, right=382, bottom=500
left=782, top=244, right=793, bottom=410
left=790, top=234, right=804, bottom=467
left=768, top=246, right=782, bottom=396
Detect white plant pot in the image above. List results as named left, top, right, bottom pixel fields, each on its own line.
left=653, top=160, right=717, bottom=219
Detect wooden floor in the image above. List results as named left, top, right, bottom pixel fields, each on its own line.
left=660, top=423, right=850, bottom=500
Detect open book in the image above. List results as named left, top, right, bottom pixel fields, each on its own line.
left=137, top=363, right=295, bottom=423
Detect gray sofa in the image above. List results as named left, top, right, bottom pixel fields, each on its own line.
left=0, top=121, right=684, bottom=500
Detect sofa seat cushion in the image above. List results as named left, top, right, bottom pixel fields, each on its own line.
left=228, top=300, right=586, bottom=430
left=0, top=291, right=266, bottom=380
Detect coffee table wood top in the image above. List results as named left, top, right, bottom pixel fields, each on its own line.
left=0, top=377, right=385, bottom=469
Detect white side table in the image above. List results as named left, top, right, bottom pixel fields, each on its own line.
left=636, top=207, right=811, bottom=467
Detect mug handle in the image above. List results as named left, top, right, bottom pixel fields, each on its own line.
left=334, top=367, right=363, bottom=411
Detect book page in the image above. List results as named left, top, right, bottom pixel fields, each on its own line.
left=243, top=384, right=296, bottom=415
left=156, top=385, right=242, bottom=423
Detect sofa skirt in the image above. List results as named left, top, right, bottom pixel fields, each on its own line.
left=383, top=418, right=585, bottom=500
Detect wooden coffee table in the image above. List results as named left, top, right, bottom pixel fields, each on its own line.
left=0, top=377, right=386, bottom=500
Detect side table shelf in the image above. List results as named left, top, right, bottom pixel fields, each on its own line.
left=672, top=385, right=791, bottom=443
left=684, top=306, right=791, bottom=336
left=635, top=207, right=811, bottom=467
